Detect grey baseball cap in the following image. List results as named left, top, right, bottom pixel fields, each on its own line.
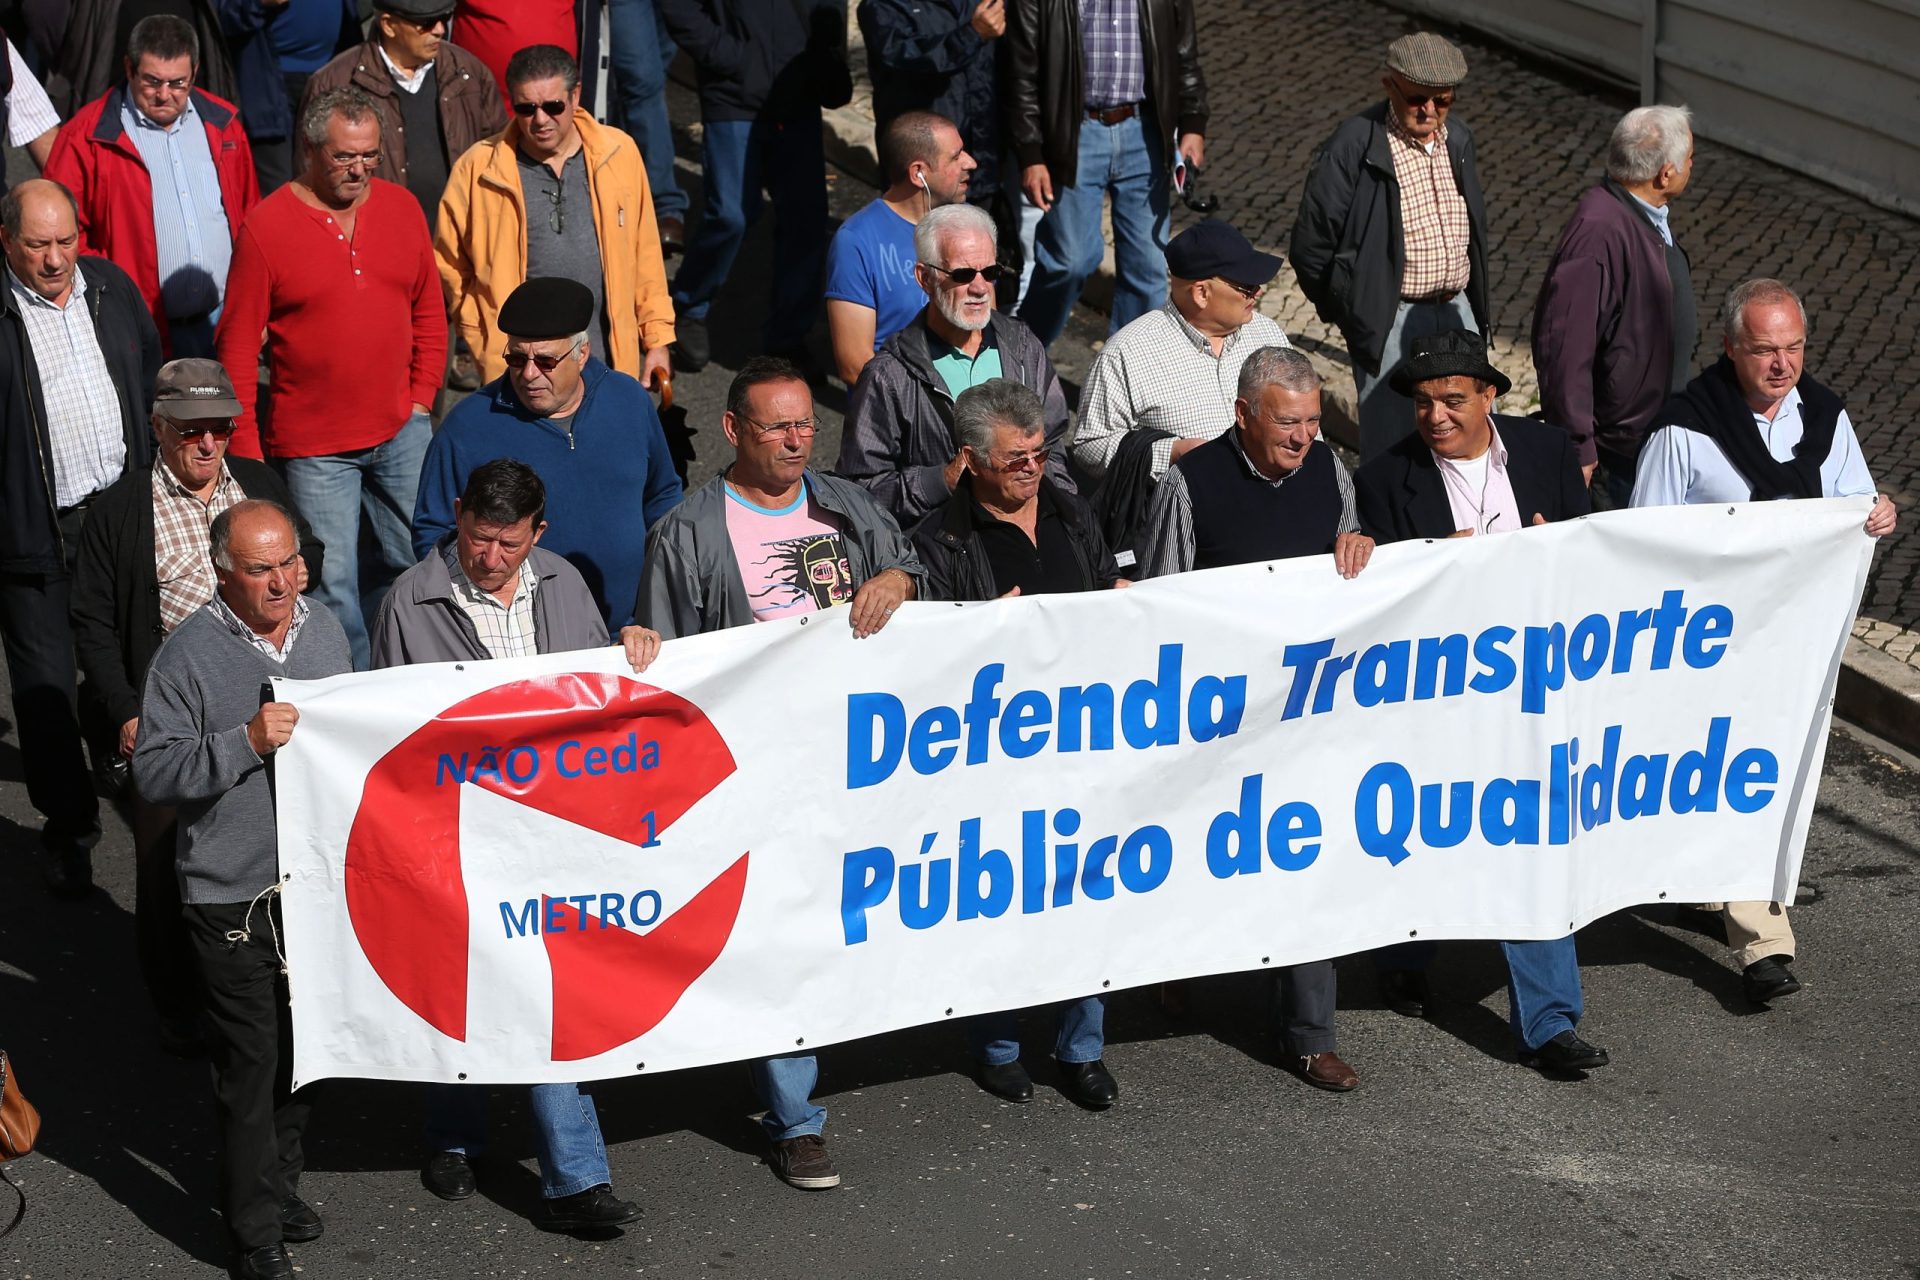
left=152, top=358, right=243, bottom=420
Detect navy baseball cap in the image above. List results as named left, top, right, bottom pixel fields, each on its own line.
left=1165, top=220, right=1283, bottom=286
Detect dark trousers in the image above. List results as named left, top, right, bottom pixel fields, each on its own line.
left=249, top=72, right=313, bottom=194
left=135, top=793, right=199, bottom=1023
left=1275, top=959, right=1337, bottom=1055
left=184, top=899, right=311, bottom=1251
left=0, top=505, right=100, bottom=852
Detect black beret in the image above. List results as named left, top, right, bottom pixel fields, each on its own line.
left=497, top=277, right=596, bottom=340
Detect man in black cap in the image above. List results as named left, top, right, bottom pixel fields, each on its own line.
left=1290, top=31, right=1490, bottom=462
left=412, top=276, right=684, bottom=629
left=71, top=357, right=320, bottom=1056
left=1069, top=219, right=1290, bottom=565
left=299, top=0, right=507, bottom=230
left=1353, top=328, right=1607, bottom=1077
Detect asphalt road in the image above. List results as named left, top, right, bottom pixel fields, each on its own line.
left=3, top=98, right=1918, bottom=1280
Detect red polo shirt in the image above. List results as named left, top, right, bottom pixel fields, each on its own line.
left=216, top=178, right=447, bottom=459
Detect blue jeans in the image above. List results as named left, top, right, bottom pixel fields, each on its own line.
left=1018, top=110, right=1170, bottom=347
left=968, top=995, right=1106, bottom=1067
left=749, top=1053, right=825, bottom=1142
left=607, top=0, right=688, bottom=221
left=1374, top=935, right=1584, bottom=1051
left=274, top=410, right=430, bottom=669
left=671, top=114, right=827, bottom=352
left=1354, top=293, right=1477, bottom=462
left=424, top=1083, right=613, bottom=1199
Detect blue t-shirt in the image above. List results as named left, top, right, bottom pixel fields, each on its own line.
left=825, top=199, right=923, bottom=352
left=267, top=0, right=343, bottom=73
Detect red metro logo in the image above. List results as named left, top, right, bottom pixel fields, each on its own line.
left=344, top=673, right=744, bottom=1061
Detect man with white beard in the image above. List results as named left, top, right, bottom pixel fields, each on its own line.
left=836, top=202, right=1075, bottom=529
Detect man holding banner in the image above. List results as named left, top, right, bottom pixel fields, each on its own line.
left=638, top=355, right=925, bottom=1188
left=1631, top=277, right=1898, bottom=1005
left=1355, top=328, right=1610, bottom=1074
left=1138, top=345, right=1372, bottom=1092
left=372, top=458, right=664, bottom=1231
left=132, top=499, right=352, bottom=1280
left=910, top=378, right=1128, bottom=1107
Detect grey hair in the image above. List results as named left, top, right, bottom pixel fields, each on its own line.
left=209, top=499, right=296, bottom=570
left=1236, top=346, right=1321, bottom=400
left=301, top=86, right=382, bottom=147
left=1606, top=104, right=1693, bottom=185
left=1723, top=278, right=1807, bottom=346
left=913, top=202, right=997, bottom=268
left=953, top=379, right=1045, bottom=455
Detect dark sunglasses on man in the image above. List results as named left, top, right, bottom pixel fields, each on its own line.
left=165, top=419, right=238, bottom=439
left=921, top=262, right=1010, bottom=285
left=503, top=347, right=580, bottom=373
left=512, top=99, right=570, bottom=119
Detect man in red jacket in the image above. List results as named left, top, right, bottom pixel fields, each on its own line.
left=45, top=15, right=259, bottom=358
left=215, top=84, right=447, bottom=669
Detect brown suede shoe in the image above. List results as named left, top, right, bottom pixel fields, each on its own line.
left=1295, top=1051, right=1359, bottom=1092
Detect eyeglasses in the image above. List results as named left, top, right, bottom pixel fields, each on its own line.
left=978, top=444, right=1049, bottom=473
left=512, top=99, right=571, bottom=119
left=921, top=262, right=1009, bottom=286
left=503, top=342, right=583, bottom=373
left=541, top=186, right=565, bottom=234
left=1389, top=80, right=1454, bottom=110
left=325, top=149, right=382, bottom=170
left=394, top=12, right=451, bottom=29
left=737, top=413, right=818, bottom=441
left=135, top=73, right=192, bottom=93
left=1216, top=278, right=1262, bottom=300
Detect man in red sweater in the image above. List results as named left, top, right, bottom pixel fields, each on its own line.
left=45, top=15, right=259, bottom=357
left=215, top=84, right=448, bottom=668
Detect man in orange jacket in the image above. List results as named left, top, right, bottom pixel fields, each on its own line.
left=44, top=14, right=258, bottom=357
left=435, top=43, right=674, bottom=387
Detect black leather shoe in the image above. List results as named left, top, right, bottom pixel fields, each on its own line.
left=280, top=1194, right=322, bottom=1242
left=975, top=1059, right=1033, bottom=1103
left=670, top=316, right=710, bottom=372
left=540, top=1184, right=642, bottom=1233
left=235, top=1243, right=293, bottom=1279
left=44, top=848, right=93, bottom=899
left=1743, top=955, right=1802, bottom=1003
left=1519, top=1030, right=1611, bottom=1073
left=423, top=1150, right=476, bottom=1201
left=1380, top=969, right=1430, bottom=1017
left=1057, top=1059, right=1119, bottom=1109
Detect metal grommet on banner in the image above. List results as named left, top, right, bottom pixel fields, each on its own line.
left=457, top=1072, right=468, bottom=1081
left=1102, top=979, right=1110, bottom=988
left=1408, top=930, right=1418, bottom=937
left=1659, top=891, right=1668, bottom=899
left=1261, top=956, right=1270, bottom=964
left=944, top=1007, right=954, bottom=1016
left=795, top=1037, right=805, bottom=1046
left=454, top=663, right=464, bottom=670
left=636, top=1063, right=645, bottom=1071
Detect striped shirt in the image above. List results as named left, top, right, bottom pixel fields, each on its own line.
left=5, top=40, right=59, bottom=146
left=123, top=97, right=233, bottom=321
left=1071, top=303, right=1293, bottom=483
left=152, top=461, right=245, bottom=631
left=1386, top=119, right=1472, bottom=301
left=1079, top=0, right=1145, bottom=109
left=443, top=543, right=539, bottom=658
left=6, top=265, right=128, bottom=508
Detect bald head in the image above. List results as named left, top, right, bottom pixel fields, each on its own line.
left=211, top=500, right=303, bottom=636
left=0, top=179, right=82, bottom=305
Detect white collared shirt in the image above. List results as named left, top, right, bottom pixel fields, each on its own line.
left=1630, top=386, right=1877, bottom=508
left=1434, top=425, right=1522, bottom=534
left=378, top=43, right=434, bottom=95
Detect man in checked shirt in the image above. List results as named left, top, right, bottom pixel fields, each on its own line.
left=1290, top=32, right=1491, bottom=463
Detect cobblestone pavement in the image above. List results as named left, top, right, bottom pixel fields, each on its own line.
left=836, top=0, right=1920, bottom=665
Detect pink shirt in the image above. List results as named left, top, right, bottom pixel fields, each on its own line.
left=724, top=480, right=855, bottom=622
left=1435, top=426, right=1523, bottom=535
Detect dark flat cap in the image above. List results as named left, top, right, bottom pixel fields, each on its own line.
left=1386, top=32, right=1468, bottom=87
left=1388, top=328, right=1511, bottom=396
left=1165, top=219, right=1282, bottom=286
left=373, top=0, right=455, bottom=18
left=153, top=358, right=242, bottom=420
left=498, top=277, right=595, bottom=340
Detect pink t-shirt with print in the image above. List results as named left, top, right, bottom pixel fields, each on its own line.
left=724, top=480, right=855, bottom=622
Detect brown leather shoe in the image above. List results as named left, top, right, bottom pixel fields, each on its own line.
left=1295, top=1051, right=1359, bottom=1092
left=659, top=214, right=686, bottom=256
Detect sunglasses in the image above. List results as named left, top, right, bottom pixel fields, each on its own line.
left=503, top=345, right=581, bottom=372
left=1390, top=81, right=1454, bottom=109
left=512, top=99, right=570, bottom=119
left=922, top=262, right=1009, bottom=285
left=166, top=420, right=237, bottom=438
left=1217, top=278, right=1262, bottom=300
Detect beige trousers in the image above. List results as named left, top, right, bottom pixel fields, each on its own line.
left=1700, top=900, right=1797, bottom=967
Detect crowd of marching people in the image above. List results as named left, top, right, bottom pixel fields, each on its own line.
left=0, top=2, right=1902, bottom=1275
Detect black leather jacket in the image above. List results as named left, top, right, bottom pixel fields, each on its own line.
left=1004, top=0, right=1207, bottom=186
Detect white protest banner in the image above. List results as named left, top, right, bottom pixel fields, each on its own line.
left=275, top=499, right=1874, bottom=1087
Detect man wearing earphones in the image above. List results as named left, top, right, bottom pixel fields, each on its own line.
left=825, top=110, right=976, bottom=386
left=837, top=202, right=1074, bottom=529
